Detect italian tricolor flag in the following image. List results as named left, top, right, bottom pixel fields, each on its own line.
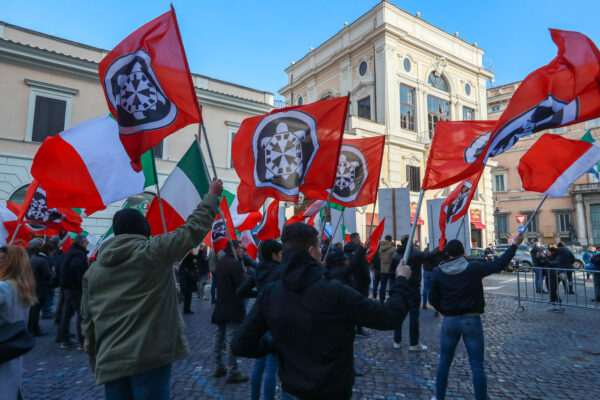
left=31, top=115, right=157, bottom=213
left=146, top=142, right=210, bottom=235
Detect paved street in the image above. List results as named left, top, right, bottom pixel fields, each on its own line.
left=21, top=286, right=600, bottom=400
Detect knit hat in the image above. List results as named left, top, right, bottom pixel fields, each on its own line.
left=28, top=238, right=43, bottom=249
left=72, top=234, right=87, bottom=245
left=326, top=248, right=348, bottom=265
left=113, top=208, right=151, bottom=237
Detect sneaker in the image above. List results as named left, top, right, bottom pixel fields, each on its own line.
left=393, top=342, right=401, bottom=349
left=408, top=343, right=428, bottom=352
left=77, top=344, right=84, bottom=351
left=553, top=306, right=565, bottom=313
left=226, top=373, right=249, bottom=384
left=213, top=367, right=227, bottom=378
left=60, top=340, right=78, bottom=349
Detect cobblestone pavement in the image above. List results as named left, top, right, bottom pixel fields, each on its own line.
left=22, top=292, right=600, bottom=400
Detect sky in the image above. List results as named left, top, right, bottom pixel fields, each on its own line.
left=2, top=0, right=600, bottom=99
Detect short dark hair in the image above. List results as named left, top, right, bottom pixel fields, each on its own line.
left=225, top=240, right=242, bottom=256
left=400, top=235, right=409, bottom=246
left=281, top=223, right=319, bottom=250
left=385, top=235, right=392, bottom=241
left=445, top=239, right=465, bottom=257
left=259, top=239, right=283, bottom=262
left=350, top=232, right=360, bottom=241
left=557, top=242, right=565, bottom=247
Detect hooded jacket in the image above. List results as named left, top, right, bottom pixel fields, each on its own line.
left=236, top=260, right=283, bottom=298
left=378, top=240, right=396, bottom=274
left=80, top=194, right=219, bottom=385
left=428, top=245, right=516, bottom=316
left=59, top=243, right=88, bottom=291
left=343, top=241, right=370, bottom=294
left=232, top=247, right=413, bottom=400
left=211, top=254, right=247, bottom=324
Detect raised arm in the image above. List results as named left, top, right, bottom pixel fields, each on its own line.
left=231, top=298, right=271, bottom=358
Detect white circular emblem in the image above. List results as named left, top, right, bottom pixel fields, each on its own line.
left=332, top=144, right=368, bottom=203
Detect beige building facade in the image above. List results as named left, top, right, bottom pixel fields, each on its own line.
left=487, top=81, right=600, bottom=246
left=279, top=1, right=495, bottom=247
left=0, top=21, right=273, bottom=236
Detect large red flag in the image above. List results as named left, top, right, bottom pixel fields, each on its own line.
left=366, top=218, right=385, bottom=263
left=423, top=121, right=496, bottom=190
left=233, top=96, right=349, bottom=213
left=438, top=168, right=484, bottom=249
left=304, top=135, right=385, bottom=207
left=443, top=29, right=600, bottom=187
left=256, top=199, right=281, bottom=241
left=98, top=7, right=202, bottom=170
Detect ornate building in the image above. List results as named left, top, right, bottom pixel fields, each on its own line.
left=279, top=1, right=495, bottom=247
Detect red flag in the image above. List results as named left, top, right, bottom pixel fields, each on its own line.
left=366, top=218, right=385, bottom=263
left=210, top=199, right=238, bottom=254
left=240, top=230, right=258, bottom=260
left=256, top=199, right=280, bottom=241
left=233, top=96, right=349, bottom=212
left=11, top=182, right=82, bottom=234
left=98, top=8, right=202, bottom=170
left=304, top=136, right=385, bottom=207
left=438, top=168, right=484, bottom=249
left=444, top=29, right=600, bottom=187
left=422, top=121, right=495, bottom=190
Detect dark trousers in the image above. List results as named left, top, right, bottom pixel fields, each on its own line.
left=549, top=272, right=561, bottom=304
left=105, top=363, right=171, bottom=400
left=27, top=298, right=44, bottom=334
left=561, top=269, right=574, bottom=293
left=372, top=270, right=380, bottom=298
left=394, top=290, right=420, bottom=345
left=54, top=288, right=64, bottom=324
left=59, top=289, right=83, bottom=343
left=183, top=292, right=192, bottom=312
left=379, top=273, right=395, bottom=302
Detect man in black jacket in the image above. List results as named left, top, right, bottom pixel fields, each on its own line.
left=232, top=223, right=413, bottom=400
left=557, top=242, right=575, bottom=294
left=179, top=251, right=199, bottom=314
left=58, top=234, right=89, bottom=349
left=28, top=241, right=56, bottom=336
left=429, top=233, right=522, bottom=400
left=344, top=232, right=371, bottom=336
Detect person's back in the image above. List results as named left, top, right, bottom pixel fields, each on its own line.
left=81, top=181, right=220, bottom=393
left=232, top=223, right=413, bottom=400
left=378, top=239, right=395, bottom=274
left=212, top=253, right=247, bottom=324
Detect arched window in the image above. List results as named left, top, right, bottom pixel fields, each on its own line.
left=125, top=192, right=156, bottom=214
left=8, top=184, right=29, bottom=205
left=428, top=73, right=449, bottom=92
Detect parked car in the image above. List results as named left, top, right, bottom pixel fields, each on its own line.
left=467, top=248, right=487, bottom=262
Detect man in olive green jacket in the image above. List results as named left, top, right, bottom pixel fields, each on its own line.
left=81, top=179, right=222, bottom=398
left=378, top=235, right=397, bottom=302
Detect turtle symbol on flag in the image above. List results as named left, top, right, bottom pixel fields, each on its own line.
left=252, top=110, right=319, bottom=196
left=103, top=49, right=178, bottom=135
left=211, top=219, right=227, bottom=243
left=332, top=145, right=368, bottom=203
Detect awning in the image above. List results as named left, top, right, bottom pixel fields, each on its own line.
left=472, top=222, right=486, bottom=230
left=411, top=217, right=424, bottom=226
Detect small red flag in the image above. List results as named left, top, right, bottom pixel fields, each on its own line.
left=210, top=198, right=238, bottom=254
left=366, top=218, right=385, bottom=263
left=256, top=199, right=280, bottom=241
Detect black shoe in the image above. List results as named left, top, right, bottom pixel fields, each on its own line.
left=568, top=290, right=575, bottom=295
left=214, top=367, right=227, bottom=378
left=33, top=330, right=48, bottom=337
left=591, top=298, right=597, bottom=302
left=356, top=330, right=369, bottom=337
left=422, top=304, right=427, bottom=310
left=183, top=309, right=194, bottom=314
left=60, top=340, right=78, bottom=349
left=226, top=373, right=249, bottom=384
left=542, top=290, right=548, bottom=294
left=354, top=369, right=364, bottom=376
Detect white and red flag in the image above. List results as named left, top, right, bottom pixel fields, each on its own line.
left=240, top=230, right=258, bottom=259
left=233, top=96, right=349, bottom=212
left=229, top=197, right=262, bottom=232
left=518, top=134, right=600, bottom=197
left=98, top=7, right=202, bottom=170
left=256, top=199, right=280, bottom=241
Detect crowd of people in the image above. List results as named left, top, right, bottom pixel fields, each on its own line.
left=4, top=176, right=597, bottom=400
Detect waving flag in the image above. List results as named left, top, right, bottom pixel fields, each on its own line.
left=580, top=130, right=600, bottom=179
left=423, top=120, right=495, bottom=190
left=256, top=199, right=280, bottom=241
left=210, top=197, right=238, bottom=253
left=518, top=134, right=600, bottom=197
left=98, top=7, right=202, bottom=170
left=233, top=96, right=349, bottom=212
left=240, top=230, right=258, bottom=259
left=31, top=115, right=157, bottom=212
left=366, top=218, right=385, bottom=263
left=304, top=136, right=386, bottom=207
left=0, top=205, right=18, bottom=245
left=229, top=197, right=262, bottom=232
left=146, top=142, right=210, bottom=235
left=439, top=168, right=484, bottom=249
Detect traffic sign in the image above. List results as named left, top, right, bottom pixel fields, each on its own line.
left=515, top=215, right=527, bottom=225
left=518, top=225, right=526, bottom=233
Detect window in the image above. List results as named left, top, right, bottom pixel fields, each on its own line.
left=297, top=97, right=303, bottom=105
left=359, top=61, right=368, bottom=76
left=25, top=79, right=76, bottom=142
left=427, top=95, right=450, bottom=138
left=400, top=85, right=416, bottom=131
left=463, top=107, right=475, bottom=121
left=526, top=213, right=539, bottom=233
left=465, top=83, right=471, bottom=96
left=153, top=141, right=164, bottom=158
left=427, top=73, right=449, bottom=92
left=496, top=215, right=508, bottom=234
left=8, top=185, right=29, bottom=205
left=557, top=213, right=572, bottom=232
left=493, top=174, right=506, bottom=192
left=357, top=97, right=371, bottom=120
left=491, top=105, right=501, bottom=112
left=403, top=58, right=411, bottom=72
left=225, top=121, right=240, bottom=168
left=407, top=166, right=421, bottom=192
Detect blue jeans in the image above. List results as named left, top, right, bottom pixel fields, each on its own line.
left=394, top=290, right=420, bottom=345
left=251, top=354, right=277, bottom=400
left=105, top=364, right=171, bottom=400
left=422, top=270, right=433, bottom=305
left=436, top=315, right=486, bottom=400
left=379, top=273, right=395, bottom=302
left=210, top=274, right=217, bottom=304
left=42, top=290, right=55, bottom=316
left=282, top=393, right=301, bottom=400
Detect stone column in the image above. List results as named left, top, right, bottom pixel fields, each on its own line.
left=575, top=194, right=587, bottom=246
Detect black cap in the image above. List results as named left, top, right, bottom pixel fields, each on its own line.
left=113, top=208, right=151, bottom=237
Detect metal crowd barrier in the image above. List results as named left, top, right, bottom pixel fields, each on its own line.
left=515, top=265, right=600, bottom=311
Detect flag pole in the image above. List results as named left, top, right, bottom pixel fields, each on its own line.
left=403, top=189, right=425, bottom=264
left=324, top=208, right=344, bottom=262
left=195, top=133, right=239, bottom=262
left=320, top=190, right=334, bottom=242
left=154, top=182, right=168, bottom=235
left=8, top=222, right=22, bottom=245
left=367, top=191, right=379, bottom=238
left=521, top=194, right=548, bottom=233
left=454, top=214, right=467, bottom=240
